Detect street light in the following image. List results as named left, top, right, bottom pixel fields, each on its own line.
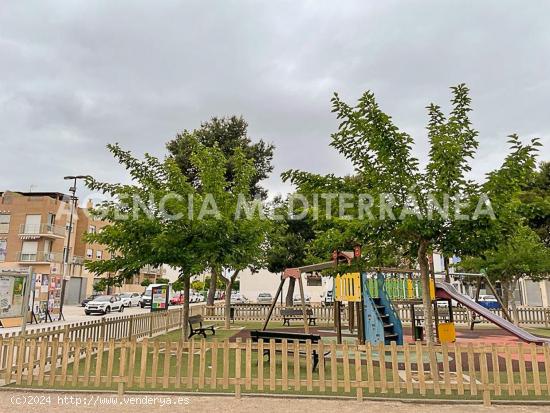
left=58, top=175, right=89, bottom=321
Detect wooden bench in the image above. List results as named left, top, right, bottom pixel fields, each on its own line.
left=280, top=308, right=317, bottom=326
left=250, top=330, right=329, bottom=371
left=188, top=315, right=215, bottom=339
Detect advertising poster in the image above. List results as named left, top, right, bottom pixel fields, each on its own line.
left=33, top=273, right=41, bottom=315
left=151, top=284, right=168, bottom=312
left=0, top=275, right=26, bottom=318
left=48, top=275, right=62, bottom=314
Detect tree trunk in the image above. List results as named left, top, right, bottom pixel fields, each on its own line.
left=207, top=267, right=218, bottom=315
left=418, top=239, right=435, bottom=343
left=500, top=279, right=510, bottom=313
left=223, top=270, right=240, bottom=329
left=182, top=275, right=191, bottom=340
left=509, top=279, right=520, bottom=325
left=285, top=277, right=296, bottom=306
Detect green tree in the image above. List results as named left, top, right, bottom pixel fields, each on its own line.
left=93, top=279, right=108, bottom=293
left=166, top=116, right=274, bottom=308
left=140, top=279, right=152, bottom=287
left=460, top=226, right=550, bottom=323
left=518, top=161, right=550, bottom=247
left=189, top=141, right=269, bottom=328
left=283, top=84, right=541, bottom=343
left=191, top=280, right=205, bottom=291
left=266, top=195, right=316, bottom=306
left=171, top=278, right=184, bottom=292
left=84, top=143, right=210, bottom=339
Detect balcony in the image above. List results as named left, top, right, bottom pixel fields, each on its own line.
left=17, top=251, right=63, bottom=263
left=19, top=223, right=65, bottom=239
left=72, top=256, right=85, bottom=265
left=141, top=265, right=162, bottom=275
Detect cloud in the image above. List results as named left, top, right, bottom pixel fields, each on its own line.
left=1, top=0, right=548, bottom=199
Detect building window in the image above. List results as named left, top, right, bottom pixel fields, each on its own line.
left=21, top=241, right=38, bottom=262
left=86, top=248, right=93, bottom=259
left=89, top=225, right=96, bottom=234
left=96, top=250, right=103, bottom=260
left=306, top=274, right=322, bottom=287
left=0, top=240, right=6, bottom=261
left=0, top=214, right=10, bottom=234
left=24, top=214, right=41, bottom=234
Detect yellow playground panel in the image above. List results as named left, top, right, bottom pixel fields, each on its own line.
left=335, top=272, right=361, bottom=302
left=403, top=278, right=435, bottom=300
left=438, top=322, right=456, bottom=343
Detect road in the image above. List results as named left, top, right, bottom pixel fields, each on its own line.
left=0, top=391, right=544, bottom=413
left=1, top=302, right=206, bottom=336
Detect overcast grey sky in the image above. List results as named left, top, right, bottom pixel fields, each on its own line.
left=1, top=1, right=549, bottom=199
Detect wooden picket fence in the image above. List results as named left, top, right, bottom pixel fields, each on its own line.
left=1, top=306, right=203, bottom=342
left=0, top=336, right=549, bottom=404
left=203, top=304, right=346, bottom=324
left=204, top=303, right=550, bottom=327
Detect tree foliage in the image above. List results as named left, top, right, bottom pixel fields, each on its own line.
left=460, top=225, right=550, bottom=322
left=84, top=137, right=268, bottom=334
left=518, top=161, right=550, bottom=246
left=266, top=195, right=316, bottom=305
left=283, top=84, right=541, bottom=343
left=166, top=116, right=274, bottom=308
left=166, top=116, right=274, bottom=198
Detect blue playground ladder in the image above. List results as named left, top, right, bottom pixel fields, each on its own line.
left=361, top=272, right=403, bottom=345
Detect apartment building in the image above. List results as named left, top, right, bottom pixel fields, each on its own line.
left=0, top=191, right=162, bottom=310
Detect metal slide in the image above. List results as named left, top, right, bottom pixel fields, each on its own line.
left=435, top=281, right=550, bottom=345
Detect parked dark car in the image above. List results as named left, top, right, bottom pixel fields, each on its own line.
left=81, top=293, right=102, bottom=307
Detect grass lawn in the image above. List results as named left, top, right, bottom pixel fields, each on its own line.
left=526, top=327, right=550, bottom=338
left=9, top=320, right=550, bottom=401
left=8, top=319, right=550, bottom=401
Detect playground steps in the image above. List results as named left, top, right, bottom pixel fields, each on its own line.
left=361, top=272, right=404, bottom=345
left=373, top=297, right=401, bottom=345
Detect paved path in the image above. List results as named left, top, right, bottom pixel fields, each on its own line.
left=0, top=391, right=546, bottom=413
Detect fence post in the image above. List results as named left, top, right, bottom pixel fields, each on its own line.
left=118, top=382, right=125, bottom=396
left=128, top=316, right=134, bottom=341
left=235, top=337, right=242, bottom=398
left=100, top=317, right=106, bottom=340
left=165, top=311, right=169, bottom=333
left=63, top=325, right=70, bottom=341
left=149, top=312, right=154, bottom=338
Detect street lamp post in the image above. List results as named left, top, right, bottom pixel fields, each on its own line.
left=58, top=175, right=88, bottom=321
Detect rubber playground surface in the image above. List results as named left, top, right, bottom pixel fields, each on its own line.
left=233, top=324, right=536, bottom=345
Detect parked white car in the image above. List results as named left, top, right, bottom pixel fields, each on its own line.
left=257, top=292, right=273, bottom=303
left=85, top=295, right=124, bottom=315
left=231, top=292, right=244, bottom=304
left=119, top=292, right=141, bottom=307
left=293, top=294, right=311, bottom=306
left=193, top=292, right=205, bottom=303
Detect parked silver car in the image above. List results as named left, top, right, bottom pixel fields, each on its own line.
left=257, top=293, right=273, bottom=303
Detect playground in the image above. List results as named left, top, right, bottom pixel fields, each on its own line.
left=247, top=249, right=550, bottom=350
left=3, top=250, right=549, bottom=405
